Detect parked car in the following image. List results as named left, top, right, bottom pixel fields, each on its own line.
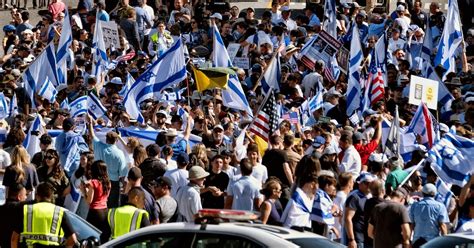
left=422, top=232, right=474, bottom=248
left=102, top=209, right=345, bottom=248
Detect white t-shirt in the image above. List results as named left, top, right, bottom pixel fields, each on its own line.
left=251, top=164, right=268, bottom=187
left=333, top=190, right=348, bottom=235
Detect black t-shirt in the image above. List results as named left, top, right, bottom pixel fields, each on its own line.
left=0, top=200, right=26, bottom=248
left=370, top=201, right=410, bottom=248
left=202, top=171, right=229, bottom=209
left=344, top=190, right=368, bottom=243
left=262, top=149, right=290, bottom=187
left=363, top=197, right=385, bottom=244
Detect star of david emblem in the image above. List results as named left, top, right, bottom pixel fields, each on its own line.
left=91, top=105, right=97, bottom=111
left=142, top=71, right=156, bottom=82
left=76, top=104, right=82, bottom=109
left=440, top=146, right=458, bottom=160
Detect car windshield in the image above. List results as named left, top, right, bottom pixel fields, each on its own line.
left=287, top=238, right=346, bottom=248
left=64, top=211, right=102, bottom=243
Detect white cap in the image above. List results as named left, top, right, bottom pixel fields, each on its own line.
left=108, top=77, right=122, bottom=85
left=396, top=5, right=405, bottom=11
left=210, top=13, right=223, bottom=20
left=280, top=6, right=290, bottom=11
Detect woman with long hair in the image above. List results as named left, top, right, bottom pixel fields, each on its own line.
left=2, top=145, right=38, bottom=200
left=37, top=149, right=70, bottom=206
left=84, top=160, right=111, bottom=243
left=260, top=178, right=283, bottom=225
left=189, top=143, right=209, bottom=170
left=133, top=145, right=147, bottom=167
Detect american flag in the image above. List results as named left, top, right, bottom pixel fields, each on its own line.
left=249, top=91, right=279, bottom=142
left=367, top=55, right=385, bottom=106
left=281, top=112, right=299, bottom=124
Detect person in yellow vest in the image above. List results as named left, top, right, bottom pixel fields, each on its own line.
left=11, top=182, right=78, bottom=248
left=147, top=21, right=174, bottom=58
left=107, top=187, right=150, bottom=240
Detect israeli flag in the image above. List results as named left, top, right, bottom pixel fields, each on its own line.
left=8, top=93, right=18, bottom=118
left=211, top=23, right=253, bottom=116
left=23, top=114, right=45, bottom=157
left=407, top=102, right=437, bottom=148
left=161, top=88, right=186, bottom=102
left=421, top=19, right=433, bottom=62
left=0, top=93, right=9, bottom=119
left=433, top=0, right=463, bottom=80
left=119, top=73, right=134, bottom=98
left=60, top=97, right=70, bottom=110
left=428, top=133, right=474, bottom=187
left=123, top=39, right=186, bottom=123
left=69, top=96, right=88, bottom=118
left=37, top=77, right=58, bottom=103
left=57, top=8, right=73, bottom=85
left=435, top=178, right=454, bottom=209
left=92, top=11, right=108, bottom=78
left=87, top=94, right=107, bottom=120
left=261, top=53, right=281, bottom=93
left=346, top=25, right=363, bottom=117
left=23, top=42, right=59, bottom=108
left=308, top=85, right=323, bottom=113
left=323, top=0, right=337, bottom=38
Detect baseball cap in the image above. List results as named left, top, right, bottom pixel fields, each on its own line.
left=280, top=6, right=290, bottom=12
left=312, top=136, right=326, bottom=148
left=213, top=124, right=224, bottom=131
left=176, top=152, right=190, bottom=164
left=396, top=5, right=406, bottom=12
left=152, top=176, right=173, bottom=188
left=356, top=172, right=377, bottom=183
left=422, top=183, right=437, bottom=196
left=353, top=132, right=365, bottom=142
left=323, top=147, right=337, bottom=155
left=210, top=13, right=223, bottom=20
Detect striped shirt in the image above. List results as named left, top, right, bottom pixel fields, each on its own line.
left=311, top=189, right=335, bottom=225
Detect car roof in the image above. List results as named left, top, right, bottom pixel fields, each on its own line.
left=442, top=232, right=474, bottom=240
left=102, top=222, right=299, bottom=247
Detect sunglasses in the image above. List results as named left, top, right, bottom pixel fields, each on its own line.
left=45, top=156, right=55, bottom=160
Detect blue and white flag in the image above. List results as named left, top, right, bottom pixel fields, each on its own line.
left=323, top=0, right=337, bottom=38
left=261, top=53, right=281, bottom=93
left=0, top=93, right=9, bottom=119
left=87, top=93, right=107, bottom=120
left=23, top=43, right=59, bottom=108
left=433, top=0, right=463, bottom=80
left=92, top=11, right=108, bottom=79
left=346, top=25, right=363, bottom=116
left=307, top=84, right=323, bottom=113
left=385, top=105, right=401, bottom=158
left=421, top=19, right=433, bottom=62
left=212, top=23, right=253, bottom=116
left=123, top=39, right=186, bottom=123
left=60, top=97, right=70, bottom=110
left=37, top=77, right=58, bottom=103
left=23, top=114, right=45, bottom=157
left=428, top=133, right=474, bottom=187
left=69, top=96, right=88, bottom=118
left=57, top=8, right=73, bottom=85
left=8, top=93, right=18, bottom=118
left=435, top=178, right=454, bottom=209
left=119, top=73, right=134, bottom=98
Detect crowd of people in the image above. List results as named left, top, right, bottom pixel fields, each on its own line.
left=0, top=0, right=473, bottom=247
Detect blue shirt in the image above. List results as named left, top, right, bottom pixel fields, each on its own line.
left=134, top=6, right=152, bottom=33
left=308, top=14, right=321, bottom=27
left=409, top=196, right=449, bottom=241
left=93, top=137, right=128, bottom=181
left=228, top=176, right=260, bottom=211
left=55, top=131, right=88, bottom=177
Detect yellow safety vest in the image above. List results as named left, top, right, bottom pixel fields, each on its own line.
left=21, top=202, right=65, bottom=247
left=108, top=205, right=149, bottom=239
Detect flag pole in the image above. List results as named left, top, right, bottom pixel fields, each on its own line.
left=397, top=158, right=425, bottom=189
left=251, top=47, right=280, bottom=93
left=248, top=87, right=273, bottom=129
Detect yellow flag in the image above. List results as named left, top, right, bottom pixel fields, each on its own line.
left=253, top=135, right=269, bottom=157
left=192, top=67, right=232, bottom=92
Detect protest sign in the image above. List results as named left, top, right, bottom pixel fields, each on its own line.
left=409, top=75, right=439, bottom=110
left=299, top=30, right=343, bottom=70
left=101, top=21, right=120, bottom=49
left=233, top=57, right=250, bottom=69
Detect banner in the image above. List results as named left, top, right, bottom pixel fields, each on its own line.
left=299, top=30, right=342, bottom=69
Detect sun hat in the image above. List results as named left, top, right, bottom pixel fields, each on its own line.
left=188, top=166, right=210, bottom=180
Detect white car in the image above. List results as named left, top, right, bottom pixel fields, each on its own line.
left=101, top=210, right=345, bottom=248
left=421, top=232, right=474, bottom=248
